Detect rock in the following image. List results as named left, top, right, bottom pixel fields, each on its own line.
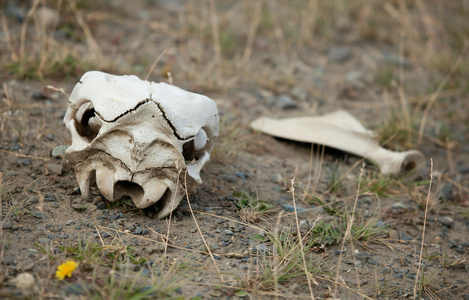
left=459, top=166, right=469, bottom=174
left=64, top=283, right=89, bottom=296
left=27, top=196, right=38, bottom=204
left=35, top=6, right=60, bottom=29
left=299, top=220, right=309, bottom=231
left=87, top=204, right=98, bottom=212
left=1, top=222, right=11, bottom=229
left=380, top=53, right=412, bottom=69
left=270, top=173, right=283, bottom=184
left=335, top=250, right=346, bottom=255
left=119, top=262, right=139, bottom=271
left=328, top=47, right=352, bottom=63
left=312, top=206, right=326, bottom=214
left=125, top=223, right=136, bottom=232
left=19, top=159, right=31, bottom=166
left=96, top=201, right=106, bottom=210
left=354, top=260, right=363, bottom=268
left=223, top=229, right=234, bottom=235
left=399, top=231, right=412, bottom=241
left=394, top=273, right=404, bottom=279
left=345, top=71, right=362, bottom=82
left=71, top=204, right=86, bottom=211
left=281, top=204, right=305, bottom=212
left=439, top=184, right=453, bottom=200
left=15, top=273, right=35, bottom=289
left=252, top=244, right=270, bottom=254
left=277, top=94, right=299, bottom=110
left=438, top=216, right=454, bottom=228
left=234, top=171, right=246, bottom=180
left=31, top=211, right=49, bottom=219
left=37, top=238, right=51, bottom=245
left=376, top=221, right=386, bottom=228
left=389, top=230, right=399, bottom=241
left=47, top=163, right=63, bottom=175
left=392, top=202, right=407, bottom=210
left=51, top=145, right=68, bottom=158
left=134, top=226, right=143, bottom=234
left=355, top=252, right=370, bottom=260
left=291, top=86, right=307, bottom=101
left=368, top=259, right=379, bottom=266
left=222, top=174, right=236, bottom=183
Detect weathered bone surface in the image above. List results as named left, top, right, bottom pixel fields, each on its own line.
left=64, top=71, right=219, bottom=219
left=251, top=110, right=425, bottom=175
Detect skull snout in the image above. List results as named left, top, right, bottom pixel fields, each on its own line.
left=95, top=167, right=170, bottom=209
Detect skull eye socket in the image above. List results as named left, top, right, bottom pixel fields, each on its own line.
left=182, top=128, right=210, bottom=163
left=74, top=101, right=102, bottom=141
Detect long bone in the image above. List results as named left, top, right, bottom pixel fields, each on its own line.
left=251, top=110, right=425, bottom=175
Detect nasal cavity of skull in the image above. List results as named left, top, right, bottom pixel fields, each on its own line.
left=114, top=181, right=144, bottom=203
left=75, top=101, right=102, bottom=141
left=182, top=128, right=209, bottom=163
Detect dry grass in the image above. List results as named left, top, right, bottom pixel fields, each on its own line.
left=1, top=0, right=468, bottom=299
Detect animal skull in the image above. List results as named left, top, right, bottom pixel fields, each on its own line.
left=64, top=71, right=219, bottom=219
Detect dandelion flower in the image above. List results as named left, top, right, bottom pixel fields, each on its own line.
left=55, top=260, right=79, bottom=281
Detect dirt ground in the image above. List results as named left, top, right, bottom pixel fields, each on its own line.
left=1, top=1, right=468, bottom=299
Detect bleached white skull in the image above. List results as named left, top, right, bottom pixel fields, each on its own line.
left=64, top=71, right=219, bottom=219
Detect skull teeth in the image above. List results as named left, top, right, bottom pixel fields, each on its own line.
left=95, top=168, right=116, bottom=201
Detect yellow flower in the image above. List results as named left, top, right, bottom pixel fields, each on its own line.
left=55, top=260, right=79, bottom=281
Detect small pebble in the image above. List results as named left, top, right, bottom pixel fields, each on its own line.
left=135, top=226, right=143, bottom=235
left=37, top=238, right=51, bottom=245
left=19, top=159, right=31, bottom=166
left=252, top=244, right=270, bottom=254
left=328, top=47, right=352, bottom=63
left=335, top=250, right=346, bottom=255
left=270, top=173, right=283, bottom=184
left=71, top=204, right=86, bottom=211
left=392, top=202, right=407, bottom=210
left=368, top=259, right=379, bottom=266
left=27, top=196, right=38, bottom=204
left=291, top=86, right=307, bottom=101
left=438, top=216, right=454, bottom=228
left=51, top=145, right=68, bottom=158
left=355, top=252, right=370, bottom=260
left=394, top=273, right=403, bottom=279
left=223, top=229, right=234, bottom=235
left=125, top=223, right=136, bottom=232
left=234, top=171, right=246, bottom=180
left=64, top=283, right=89, bottom=296
left=281, top=204, right=305, bottom=212
left=399, top=231, right=412, bottom=241
left=312, top=206, right=326, bottom=214
left=389, top=230, right=399, bottom=241
left=15, top=273, right=35, bottom=289
left=221, top=174, right=236, bottom=183
left=277, top=94, right=299, bottom=110
left=31, top=211, right=49, bottom=219
left=439, top=184, right=454, bottom=200
left=299, top=220, right=309, bottom=231
left=47, top=163, right=63, bottom=175
left=376, top=221, right=386, bottom=228
left=1, top=222, right=11, bottom=229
